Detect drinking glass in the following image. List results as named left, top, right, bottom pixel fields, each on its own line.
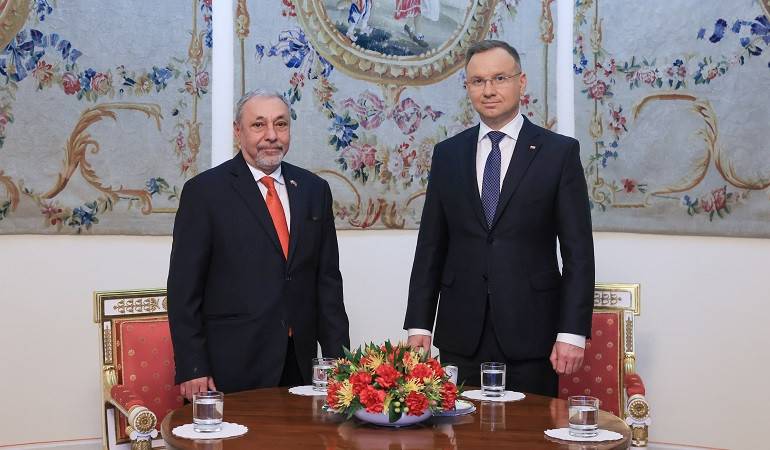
left=480, top=362, right=505, bottom=397
left=193, top=391, right=224, bottom=432
left=312, top=357, right=335, bottom=391
left=568, top=395, right=599, bottom=437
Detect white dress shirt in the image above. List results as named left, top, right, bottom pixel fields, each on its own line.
left=247, top=163, right=291, bottom=232
left=408, top=115, right=585, bottom=349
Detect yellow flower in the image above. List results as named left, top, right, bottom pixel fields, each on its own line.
left=364, top=351, right=384, bottom=371
left=383, top=393, right=394, bottom=412
left=404, top=350, right=420, bottom=371
left=337, top=380, right=355, bottom=407
left=403, top=378, right=423, bottom=394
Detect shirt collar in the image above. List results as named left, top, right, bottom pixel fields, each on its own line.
left=247, top=163, right=284, bottom=185
left=477, top=113, right=524, bottom=143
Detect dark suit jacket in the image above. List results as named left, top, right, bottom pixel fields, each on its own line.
left=168, top=153, right=349, bottom=393
left=404, top=116, right=594, bottom=360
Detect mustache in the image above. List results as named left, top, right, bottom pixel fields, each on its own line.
left=256, top=145, right=285, bottom=151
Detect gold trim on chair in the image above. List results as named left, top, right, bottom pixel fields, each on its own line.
left=594, top=283, right=650, bottom=448
left=95, top=289, right=168, bottom=450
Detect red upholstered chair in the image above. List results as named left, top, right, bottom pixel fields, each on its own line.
left=94, top=289, right=183, bottom=450
left=558, top=283, right=651, bottom=447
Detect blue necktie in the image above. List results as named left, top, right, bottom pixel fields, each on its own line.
left=481, top=131, right=506, bottom=228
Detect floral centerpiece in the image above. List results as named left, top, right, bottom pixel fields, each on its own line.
left=325, top=341, right=459, bottom=425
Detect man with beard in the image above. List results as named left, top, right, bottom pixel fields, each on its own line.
left=168, top=90, right=350, bottom=400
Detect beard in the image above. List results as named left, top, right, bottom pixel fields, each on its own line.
left=253, top=146, right=286, bottom=173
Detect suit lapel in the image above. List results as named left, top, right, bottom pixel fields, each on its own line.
left=229, top=153, right=284, bottom=258
left=282, top=163, right=303, bottom=267
left=491, top=117, right=542, bottom=229
left=461, top=125, right=489, bottom=230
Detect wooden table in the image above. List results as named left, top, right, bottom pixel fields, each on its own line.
left=162, top=388, right=631, bottom=449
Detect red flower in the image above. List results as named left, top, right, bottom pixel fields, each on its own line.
left=350, top=371, right=372, bottom=395
left=440, top=382, right=458, bottom=411
left=405, top=391, right=429, bottom=416
left=326, top=380, right=341, bottom=407
left=622, top=178, right=637, bottom=193
left=426, top=359, right=444, bottom=378
left=409, top=363, right=433, bottom=381
left=359, top=385, right=386, bottom=413
left=61, top=72, right=81, bottom=95
left=374, top=364, right=400, bottom=389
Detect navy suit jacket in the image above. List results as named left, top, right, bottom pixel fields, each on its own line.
left=168, top=152, right=349, bottom=392
left=404, top=117, right=594, bottom=359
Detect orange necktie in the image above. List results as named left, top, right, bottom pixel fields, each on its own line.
left=260, top=176, right=289, bottom=259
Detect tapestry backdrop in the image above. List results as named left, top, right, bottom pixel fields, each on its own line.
left=575, top=0, right=770, bottom=237
left=0, top=0, right=212, bottom=234
left=236, top=0, right=556, bottom=229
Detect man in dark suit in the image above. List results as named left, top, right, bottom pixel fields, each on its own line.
left=168, top=90, right=350, bottom=400
left=404, top=40, right=594, bottom=397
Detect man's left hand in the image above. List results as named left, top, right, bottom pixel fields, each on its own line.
left=549, top=341, right=585, bottom=375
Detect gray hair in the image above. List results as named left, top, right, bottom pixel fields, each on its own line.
left=465, top=40, right=521, bottom=69
left=234, top=89, right=290, bottom=124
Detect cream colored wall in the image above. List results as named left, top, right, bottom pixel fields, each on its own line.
left=1, top=1, right=768, bottom=449
left=0, top=233, right=769, bottom=449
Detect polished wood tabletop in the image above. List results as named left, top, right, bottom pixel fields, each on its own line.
left=161, top=387, right=631, bottom=449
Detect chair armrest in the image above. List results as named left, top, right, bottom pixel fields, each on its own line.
left=110, top=384, right=149, bottom=411
left=623, top=372, right=645, bottom=397
left=107, top=384, right=158, bottom=435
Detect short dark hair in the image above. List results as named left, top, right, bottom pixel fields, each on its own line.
left=465, top=40, right=521, bottom=69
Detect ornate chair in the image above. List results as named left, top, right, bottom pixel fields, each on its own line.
left=558, top=283, right=651, bottom=447
left=94, top=289, right=182, bottom=450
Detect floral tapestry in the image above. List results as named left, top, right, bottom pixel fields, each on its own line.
left=236, top=0, right=556, bottom=229
left=0, top=0, right=212, bottom=234
left=575, top=0, right=770, bottom=237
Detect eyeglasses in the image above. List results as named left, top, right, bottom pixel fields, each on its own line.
left=464, top=73, right=522, bottom=90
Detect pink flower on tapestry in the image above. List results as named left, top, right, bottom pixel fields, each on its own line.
left=588, top=80, right=608, bottom=100
left=341, top=91, right=385, bottom=130
left=582, top=69, right=597, bottom=85
left=341, top=143, right=377, bottom=171
left=196, top=70, right=210, bottom=88
left=602, top=59, right=617, bottom=77
left=701, top=196, right=714, bottom=213
left=637, top=69, right=657, bottom=85
left=361, top=145, right=377, bottom=168
left=608, top=104, right=627, bottom=137
left=392, top=98, right=422, bottom=135
left=61, top=72, right=81, bottom=95
left=711, top=186, right=727, bottom=211
left=91, top=72, right=112, bottom=95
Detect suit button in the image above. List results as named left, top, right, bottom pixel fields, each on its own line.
left=487, top=235, right=494, bottom=244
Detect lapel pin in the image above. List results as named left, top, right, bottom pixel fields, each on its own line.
left=289, top=180, right=297, bottom=187
left=529, top=145, right=536, bottom=151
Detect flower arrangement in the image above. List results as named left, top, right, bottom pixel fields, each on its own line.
left=325, top=341, right=459, bottom=423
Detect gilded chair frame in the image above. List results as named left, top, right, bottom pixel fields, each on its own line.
left=593, top=282, right=649, bottom=447
left=94, top=289, right=169, bottom=450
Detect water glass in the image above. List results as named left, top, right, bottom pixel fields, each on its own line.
left=192, top=391, right=224, bottom=432
left=443, top=364, right=459, bottom=384
left=312, top=357, right=335, bottom=391
left=568, top=395, right=599, bottom=437
left=480, top=362, right=506, bottom=397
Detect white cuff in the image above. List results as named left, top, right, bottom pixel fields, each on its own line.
left=556, top=333, right=586, bottom=348
left=407, top=328, right=432, bottom=337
